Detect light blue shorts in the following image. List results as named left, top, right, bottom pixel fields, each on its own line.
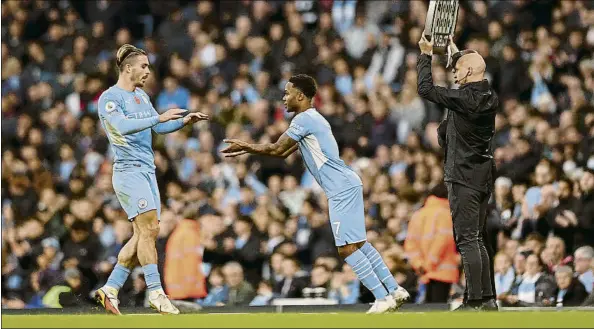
left=112, top=171, right=161, bottom=221
left=328, top=185, right=367, bottom=247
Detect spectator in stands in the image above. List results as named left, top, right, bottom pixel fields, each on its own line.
left=494, top=252, right=516, bottom=299
left=574, top=246, right=594, bottom=294
left=275, top=258, right=308, bottom=299
left=157, top=76, right=190, bottom=111
left=513, top=251, right=528, bottom=279
left=553, top=265, right=588, bottom=307
left=576, top=169, right=594, bottom=248
left=328, top=263, right=360, bottom=305
left=543, top=236, right=573, bottom=272
left=303, top=264, right=333, bottom=298
left=547, top=178, right=579, bottom=252
left=249, top=280, right=275, bottom=306
left=222, top=261, right=256, bottom=306
left=42, top=268, right=93, bottom=308
left=199, top=267, right=228, bottom=307
left=583, top=259, right=594, bottom=306
left=502, top=253, right=556, bottom=307
left=231, top=216, right=263, bottom=288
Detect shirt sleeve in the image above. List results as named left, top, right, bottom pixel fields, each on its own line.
left=147, top=91, right=185, bottom=134
left=416, top=54, right=471, bottom=113
left=285, top=113, right=310, bottom=142
left=98, top=95, right=159, bottom=135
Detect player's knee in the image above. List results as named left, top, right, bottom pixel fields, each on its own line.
left=337, top=242, right=365, bottom=259
left=136, top=211, right=160, bottom=240
left=138, top=223, right=159, bottom=240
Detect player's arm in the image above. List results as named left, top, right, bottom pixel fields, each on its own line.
left=99, top=98, right=160, bottom=135
left=153, top=111, right=209, bottom=134
left=223, top=133, right=298, bottom=158
left=281, top=143, right=299, bottom=157
left=149, top=98, right=185, bottom=134
left=152, top=116, right=184, bottom=134
left=416, top=54, right=470, bottom=113
left=150, top=97, right=209, bottom=134
left=222, top=114, right=307, bottom=157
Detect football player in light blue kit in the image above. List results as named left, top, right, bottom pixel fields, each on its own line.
left=95, top=44, right=208, bottom=315
left=222, top=74, right=410, bottom=313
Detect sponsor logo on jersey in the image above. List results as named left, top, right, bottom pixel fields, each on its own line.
left=138, top=199, right=148, bottom=209
left=126, top=111, right=153, bottom=119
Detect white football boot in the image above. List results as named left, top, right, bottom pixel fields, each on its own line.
left=390, top=286, right=410, bottom=311
left=366, top=295, right=397, bottom=314
left=149, top=291, right=180, bottom=315
left=95, top=286, right=122, bottom=315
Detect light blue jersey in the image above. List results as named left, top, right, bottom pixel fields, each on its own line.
left=98, top=85, right=185, bottom=220
left=286, top=108, right=365, bottom=246
left=98, top=85, right=185, bottom=172
left=285, top=108, right=362, bottom=198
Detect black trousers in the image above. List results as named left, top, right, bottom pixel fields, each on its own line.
left=426, top=280, right=451, bottom=303
left=446, top=182, right=494, bottom=302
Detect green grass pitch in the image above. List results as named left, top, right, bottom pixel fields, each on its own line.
left=3, top=311, right=594, bottom=328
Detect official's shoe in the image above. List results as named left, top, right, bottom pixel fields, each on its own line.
left=149, top=292, right=180, bottom=315
left=452, top=303, right=480, bottom=312
left=366, top=295, right=397, bottom=314
left=95, top=286, right=121, bottom=315
left=480, top=298, right=499, bottom=311
left=390, top=286, right=410, bottom=311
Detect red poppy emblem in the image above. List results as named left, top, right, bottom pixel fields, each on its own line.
left=135, top=96, right=141, bottom=104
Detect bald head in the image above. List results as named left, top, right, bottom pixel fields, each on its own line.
left=453, top=52, right=486, bottom=85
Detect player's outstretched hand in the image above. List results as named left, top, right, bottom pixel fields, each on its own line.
left=221, top=139, right=249, bottom=157
left=183, top=112, right=209, bottom=125
left=159, top=108, right=187, bottom=123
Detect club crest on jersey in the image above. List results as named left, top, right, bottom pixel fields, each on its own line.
left=134, top=96, right=141, bottom=104
left=105, top=101, right=116, bottom=113
left=138, top=199, right=148, bottom=209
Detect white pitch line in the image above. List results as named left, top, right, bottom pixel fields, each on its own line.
left=126, top=314, right=162, bottom=316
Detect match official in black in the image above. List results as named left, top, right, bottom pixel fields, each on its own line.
left=416, top=35, right=498, bottom=311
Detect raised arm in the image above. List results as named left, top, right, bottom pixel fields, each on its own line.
left=416, top=54, right=469, bottom=112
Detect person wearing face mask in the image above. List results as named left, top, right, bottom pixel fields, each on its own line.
left=417, top=36, right=499, bottom=311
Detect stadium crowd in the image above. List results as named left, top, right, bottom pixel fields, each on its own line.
left=2, top=0, right=594, bottom=309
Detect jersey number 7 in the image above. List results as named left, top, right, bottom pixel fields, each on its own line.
left=332, top=221, right=341, bottom=240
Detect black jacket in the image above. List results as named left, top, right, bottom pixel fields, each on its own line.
left=417, top=54, right=498, bottom=193
left=575, top=191, right=594, bottom=248
left=274, top=276, right=309, bottom=299
left=555, top=279, right=589, bottom=307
